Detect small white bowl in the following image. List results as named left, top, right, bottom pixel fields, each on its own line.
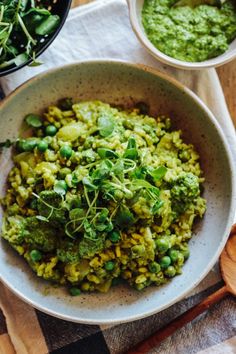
left=127, top=0, right=236, bottom=69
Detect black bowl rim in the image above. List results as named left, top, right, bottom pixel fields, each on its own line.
left=0, top=0, right=72, bottom=77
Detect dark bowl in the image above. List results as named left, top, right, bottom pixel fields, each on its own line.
left=0, top=0, right=72, bottom=77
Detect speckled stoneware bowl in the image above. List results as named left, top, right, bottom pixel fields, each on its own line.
left=0, top=60, right=235, bottom=324
left=127, top=0, right=236, bottom=69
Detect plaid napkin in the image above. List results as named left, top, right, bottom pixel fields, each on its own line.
left=0, top=0, right=236, bottom=353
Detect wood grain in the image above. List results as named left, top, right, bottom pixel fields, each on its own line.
left=72, top=0, right=236, bottom=127
left=217, top=60, right=236, bottom=126
left=126, top=286, right=229, bottom=354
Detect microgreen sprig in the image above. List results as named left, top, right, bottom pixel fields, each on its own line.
left=0, top=0, right=60, bottom=69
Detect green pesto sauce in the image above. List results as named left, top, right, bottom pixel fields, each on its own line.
left=142, top=0, right=236, bottom=62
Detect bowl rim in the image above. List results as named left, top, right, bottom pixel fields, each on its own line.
left=0, top=59, right=236, bottom=324
left=127, top=0, right=236, bottom=70
left=0, top=0, right=72, bottom=77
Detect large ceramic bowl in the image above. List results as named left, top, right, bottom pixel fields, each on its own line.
left=0, top=60, right=235, bottom=324
left=127, top=0, right=236, bottom=69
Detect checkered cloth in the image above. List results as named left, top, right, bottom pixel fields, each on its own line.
left=0, top=279, right=236, bottom=353
left=0, top=1, right=236, bottom=353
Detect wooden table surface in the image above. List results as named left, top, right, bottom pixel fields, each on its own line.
left=72, top=0, right=236, bottom=127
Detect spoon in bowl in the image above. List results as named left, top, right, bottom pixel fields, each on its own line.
left=126, top=224, right=236, bottom=354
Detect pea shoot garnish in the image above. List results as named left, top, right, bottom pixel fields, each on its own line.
left=0, top=0, right=61, bottom=69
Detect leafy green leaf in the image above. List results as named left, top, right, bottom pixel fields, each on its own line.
left=132, top=179, right=154, bottom=189
left=127, top=137, right=136, bottom=149
left=54, top=182, right=67, bottom=196
left=97, top=148, right=119, bottom=159
left=23, top=7, right=51, bottom=17
left=14, top=53, right=28, bottom=66
left=97, top=208, right=109, bottom=222
left=98, top=115, right=115, bottom=137
left=148, top=166, right=167, bottom=181
left=151, top=200, right=164, bottom=214
left=123, top=137, right=138, bottom=160
left=92, top=161, right=111, bottom=183
left=148, top=186, right=160, bottom=198
left=82, top=177, right=98, bottom=191
left=112, top=159, right=124, bottom=176
left=29, top=60, right=42, bottom=67
left=132, top=167, right=147, bottom=179
left=35, top=15, right=60, bottom=35
left=123, top=148, right=138, bottom=160
left=115, top=206, right=136, bottom=229
left=25, top=113, right=42, bottom=128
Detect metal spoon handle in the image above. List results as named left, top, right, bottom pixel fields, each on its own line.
left=126, top=285, right=229, bottom=354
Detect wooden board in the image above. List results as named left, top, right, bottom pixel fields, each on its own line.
left=72, top=0, right=236, bottom=127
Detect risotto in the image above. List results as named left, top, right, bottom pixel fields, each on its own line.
left=1, top=100, right=206, bottom=295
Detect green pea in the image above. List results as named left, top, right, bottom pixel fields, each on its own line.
left=60, top=145, right=73, bottom=159
left=168, top=249, right=179, bottom=262
left=109, top=231, right=121, bottom=243
left=37, top=140, right=48, bottom=152
left=148, top=261, right=161, bottom=273
left=165, top=266, right=176, bottom=278
left=155, top=238, right=170, bottom=252
left=105, top=261, right=115, bottom=271
left=30, top=249, right=42, bottom=262
left=69, top=287, right=81, bottom=296
left=160, top=256, right=171, bottom=269
left=45, top=125, right=57, bottom=136
left=131, top=244, right=145, bottom=258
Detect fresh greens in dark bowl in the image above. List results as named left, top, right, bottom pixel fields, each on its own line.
left=0, top=0, right=72, bottom=76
